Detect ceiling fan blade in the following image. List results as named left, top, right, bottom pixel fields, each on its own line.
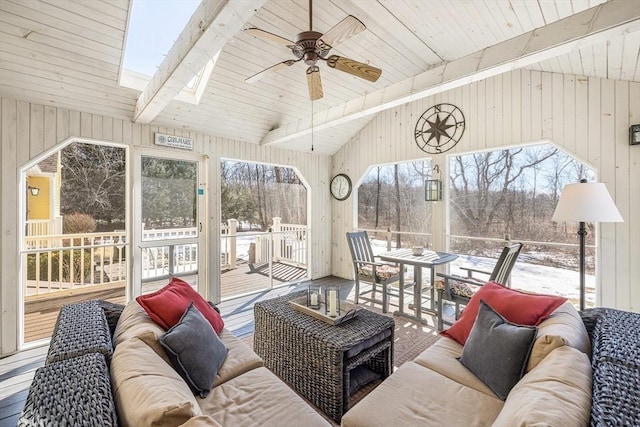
left=245, top=27, right=293, bottom=46
left=245, top=59, right=299, bottom=83
left=306, top=66, right=323, bottom=101
left=326, top=55, right=381, bottom=82
left=317, top=15, right=365, bottom=50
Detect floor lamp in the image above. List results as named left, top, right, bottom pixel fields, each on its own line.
left=552, top=179, right=623, bottom=311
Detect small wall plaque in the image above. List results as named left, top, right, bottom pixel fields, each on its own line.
left=154, top=133, right=194, bottom=150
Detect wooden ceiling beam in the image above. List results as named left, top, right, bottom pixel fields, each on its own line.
left=260, top=0, right=640, bottom=147
left=133, top=0, right=266, bottom=124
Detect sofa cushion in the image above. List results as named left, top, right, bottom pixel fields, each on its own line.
left=111, top=335, right=203, bottom=426
left=113, top=300, right=165, bottom=347
left=135, top=328, right=265, bottom=389
left=197, top=366, right=330, bottom=427
left=179, top=415, right=223, bottom=426
left=357, top=263, right=400, bottom=280
left=414, top=337, right=497, bottom=397
left=459, top=300, right=537, bottom=400
left=349, top=365, right=380, bottom=396
left=136, top=277, right=224, bottom=334
left=160, top=303, right=228, bottom=398
left=341, top=361, right=503, bottom=427
left=441, top=282, right=566, bottom=345
left=491, top=346, right=592, bottom=426
left=214, top=329, right=264, bottom=387
left=527, top=301, right=591, bottom=371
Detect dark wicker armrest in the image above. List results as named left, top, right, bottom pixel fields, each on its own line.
left=19, top=353, right=118, bottom=426
left=591, top=360, right=640, bottom=426
left=46, top=300, right=113, bottom=364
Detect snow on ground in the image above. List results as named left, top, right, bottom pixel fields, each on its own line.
left=369, top=238, right=592, bottom=307
left=223, top=234, right=592, bottom=306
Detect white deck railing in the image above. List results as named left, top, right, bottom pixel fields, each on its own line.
left=23, top=219, right=307, bottom=296
left=23, top=232, right=127, bottom=297
left=250, top=218, right=307, bottom=268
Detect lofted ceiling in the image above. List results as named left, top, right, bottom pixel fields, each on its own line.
left=0, top=0, right=638, bottom=155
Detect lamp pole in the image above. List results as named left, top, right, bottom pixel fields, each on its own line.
left=577, top=178, right=587, bottom=311
left=577, top=220, right=587, bottom=312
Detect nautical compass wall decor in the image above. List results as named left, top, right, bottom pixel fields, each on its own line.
left=414, top=103, right=465, bottom=154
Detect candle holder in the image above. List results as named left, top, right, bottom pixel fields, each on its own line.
left=324, top=286, right=341, bottom=318
left=307, top=286, right=321, bottom=309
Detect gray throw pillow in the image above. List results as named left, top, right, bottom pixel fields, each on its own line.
left=160, top=302, right=228, bottom=397
left=459, top=299, right=537, bottom=400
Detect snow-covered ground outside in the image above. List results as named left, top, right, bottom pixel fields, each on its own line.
left=369, top=238, right=592, bottom=307
left=222, top=234, right=259, bottom=262
left=221, top=233, right=592, bottom=307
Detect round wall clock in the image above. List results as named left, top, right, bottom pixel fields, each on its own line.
left=414, top=103, right=465, bottom=154
left=330, top=173, right=352, bottom=201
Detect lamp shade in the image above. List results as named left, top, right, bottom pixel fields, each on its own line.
left=552, top=182, right=623, bottom=223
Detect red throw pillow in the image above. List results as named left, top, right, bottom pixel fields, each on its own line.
left=441, top=281, right=566, bottom=345
left=136, top=277, right=224, bottom=334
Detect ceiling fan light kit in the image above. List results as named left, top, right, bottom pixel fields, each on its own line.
left=244, top=0, right=382, bottom=100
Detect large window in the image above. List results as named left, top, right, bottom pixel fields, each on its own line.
left=358, top=159, right=435, bottom=250
left=448, top=143, right=596, bottom=306
left=22, top=141, right=128, bottom=345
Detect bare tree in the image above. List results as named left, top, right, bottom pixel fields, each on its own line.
left=60, top=143, right=125, bottom=230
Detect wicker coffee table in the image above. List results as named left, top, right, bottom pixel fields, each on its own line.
left=254, top=291, right=394, bottom=423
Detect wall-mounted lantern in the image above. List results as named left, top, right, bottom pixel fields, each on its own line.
left=425, top=164, right=442, bottom=202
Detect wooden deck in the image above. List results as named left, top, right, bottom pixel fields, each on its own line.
left=1, top=276, right=347, bottom=427
left=221, top=260, right=307, bottom=299
left=23, top=261, right=307, bottom=343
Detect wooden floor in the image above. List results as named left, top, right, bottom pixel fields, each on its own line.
left=0, top=275, right=343, bottom=427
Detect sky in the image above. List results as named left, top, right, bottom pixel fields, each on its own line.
left=123, top=0, right=200, bottom=76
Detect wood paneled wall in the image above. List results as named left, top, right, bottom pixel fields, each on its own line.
left=332, top=69, right=640, bottom=314
left=0, top=98, right=331, bottom=355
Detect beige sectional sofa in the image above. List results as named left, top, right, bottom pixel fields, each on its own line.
left=341, top=302, right=593, bottom=426
left=111, top=301, right=330, bottom=427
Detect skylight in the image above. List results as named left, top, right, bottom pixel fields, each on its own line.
left=120, top=0, right=216, bottom=105
left=123, top=0, right=200, bottom=77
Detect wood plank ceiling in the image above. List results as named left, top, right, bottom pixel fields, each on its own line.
left=0, top=0, right=638, bottom=155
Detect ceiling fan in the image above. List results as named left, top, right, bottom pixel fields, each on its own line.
left=244, top=0, right=382, bottom=101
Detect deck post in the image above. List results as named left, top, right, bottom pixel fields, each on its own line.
left=272, top=217, right=282, bottom=261
left=228, top=219, right=238, bottom=269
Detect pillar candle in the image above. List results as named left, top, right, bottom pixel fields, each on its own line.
left=328, top=290, right=337, bottom=317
